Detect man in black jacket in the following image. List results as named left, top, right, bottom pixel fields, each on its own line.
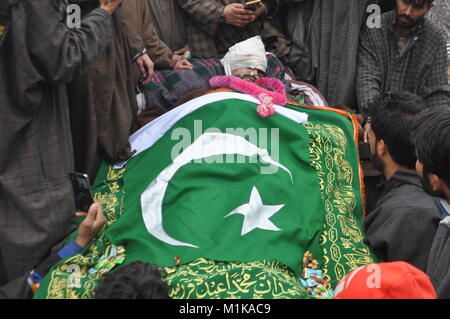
left=364, top=92, right=442, bottom=272
left=413, top=107, right=450, bottom=298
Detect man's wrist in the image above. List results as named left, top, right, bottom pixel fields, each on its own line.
left=260, top=3, right=267, bottom=15
left=74, top=235, right=91, bottom=249
left=363, top=116, right=372, bottom=127
left=219, top=5, right=226, bottom=24
left=132, top=48, right=147, bottom=63
left=58, top=240, right=85, bottom=259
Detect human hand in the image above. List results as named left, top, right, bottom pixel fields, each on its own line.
left=99, top=0, right=124, bottom=15
left=75, top=201, right=107, bottom=248
left=223, top=3, right=256, bottom=27
left=252, top=3, right=266, bottom=18
left=363, top=121, right=371, bottom=144
left=172, top=53, right=185, bottom=63
left=355, top=114, right=364, bottom=141
left=135, top=53, right=154, bottom=85
left=174, top=59, right=193, bottom=71
left=172, top=49, right=191, bottom=62
left=174, top=46, right=190, bottom=57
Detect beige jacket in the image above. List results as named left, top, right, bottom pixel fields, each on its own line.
left=120, top=0, right=175, bottom=70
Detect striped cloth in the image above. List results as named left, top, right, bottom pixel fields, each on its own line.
left=143, top=54, right=328, bottom=110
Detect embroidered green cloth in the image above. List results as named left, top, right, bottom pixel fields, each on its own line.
left=35, top=97, right=375, bottom=299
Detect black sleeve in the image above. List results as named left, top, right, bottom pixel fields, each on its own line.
left=0, top=274, right=33, bottom=299
left=366, top=206, right=441, bottom=272
left=0, top=249, right=61, bottom=299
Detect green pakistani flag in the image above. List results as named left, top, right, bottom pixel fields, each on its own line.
left=35, top=91, right=376, bottom=299
left=106, top=92, right=323, bottom=276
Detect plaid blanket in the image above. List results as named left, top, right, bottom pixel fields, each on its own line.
left=143, top=54, right=328, bottom=110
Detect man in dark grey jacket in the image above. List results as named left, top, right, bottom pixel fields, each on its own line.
left=413, top=107, right=450, bottom=299
left=0, top=0, right=123, bottom=287
left=357, top=0, right=449, bottom=116
left=364, top=92, right=442, bottom=272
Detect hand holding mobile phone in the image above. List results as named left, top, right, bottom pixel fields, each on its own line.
left=75, top=201, right=107, bottom=248
left=69, top=172, right=94, bottom=212
left=244, top=0, right=262, bottom=11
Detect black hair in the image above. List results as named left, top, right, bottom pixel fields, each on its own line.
left=401, top=0, right=434, bottom=5
left=369, top=92, right=424, bottom=169
left=412, top=107, right=450, bottom=188
left=94, top=261, right=171, bottom=299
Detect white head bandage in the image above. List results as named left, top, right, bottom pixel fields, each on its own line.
left=221, top=36, right=268, bottom=76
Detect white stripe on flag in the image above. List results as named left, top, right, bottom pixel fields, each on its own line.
left=115, top=92, right=308, bottom=169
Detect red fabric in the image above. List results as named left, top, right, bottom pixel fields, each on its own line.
left=334, top=262, right=437, bottom=299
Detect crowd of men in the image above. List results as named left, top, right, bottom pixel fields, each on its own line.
left=0, top=0, right=449, bottom=298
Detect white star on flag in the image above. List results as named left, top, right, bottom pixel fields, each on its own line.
left=225, top=186, right=284, bottom=236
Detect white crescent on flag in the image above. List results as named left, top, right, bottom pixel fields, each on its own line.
left=140, top=132, right=293, bottom=248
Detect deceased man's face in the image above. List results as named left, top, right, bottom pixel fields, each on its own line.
left=232, top=68, right=264, bottom=83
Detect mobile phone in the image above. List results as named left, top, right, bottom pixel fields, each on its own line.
left=69, top=172, right=94, bottom=212
left=244, top=0, right=262, bottom=11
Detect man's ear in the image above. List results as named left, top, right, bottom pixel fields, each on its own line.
left=426, top=3, right=434, bottom=14
left=429, top=173, right=443, bottom=193
left=377, top=139, right=388, bottom=156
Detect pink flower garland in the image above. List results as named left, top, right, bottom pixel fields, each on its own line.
left=209, top=76, right=287, bottom=119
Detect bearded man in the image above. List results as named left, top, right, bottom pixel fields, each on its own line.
left=413, top=107, right=450, bottom=299
left=357, top=0, right=450, bottom=117
left=364, top=92, right=442, bottom=272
